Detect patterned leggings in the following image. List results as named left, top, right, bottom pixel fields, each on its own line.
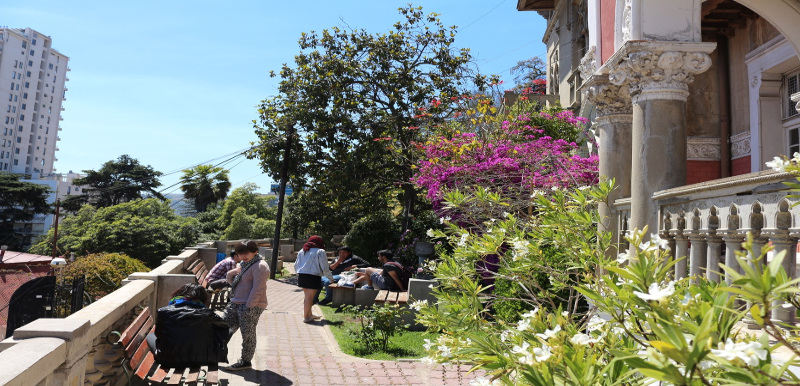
left=224, top=303, right=264, bottom=362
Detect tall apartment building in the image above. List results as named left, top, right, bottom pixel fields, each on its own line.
left=0, top=27, right=68, bottom=175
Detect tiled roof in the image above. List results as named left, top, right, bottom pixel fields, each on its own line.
left=0, top=251, right=53, bottom=265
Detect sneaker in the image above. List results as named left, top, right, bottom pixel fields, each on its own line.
left=224, top=361, right=252, bottom=371
left=319, top=298, right=332, bottom=305
left=360, top=285, right=373, bottom=290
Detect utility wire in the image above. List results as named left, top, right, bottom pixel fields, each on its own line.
left=458, top=0, right=508, bottom=32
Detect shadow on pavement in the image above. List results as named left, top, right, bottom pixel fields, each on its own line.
left=234, top=369, right=294, bottom=385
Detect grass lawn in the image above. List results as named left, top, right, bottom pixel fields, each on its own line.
left=319, top=303, right=439, bottom=361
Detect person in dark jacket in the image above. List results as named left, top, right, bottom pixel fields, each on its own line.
left=146, top=283, right=230, bottom=367
left=317, top=246, right=370, bottom=305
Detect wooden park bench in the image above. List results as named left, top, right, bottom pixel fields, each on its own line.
left=107, top=307, right=219, bottom=385
left=374, top=290, right=409, bottom=306
left=186, top=258, right=229, bottom=311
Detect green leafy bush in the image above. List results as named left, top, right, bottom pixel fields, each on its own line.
left=251, top=218, right=277, bottom=239
left=343, top=211, right=400, bottom=265
left=224, top=207, right=252, bottom=240
left=342, top=304, right=410, bottom=355
left=57, top=253, right=148, bottom=300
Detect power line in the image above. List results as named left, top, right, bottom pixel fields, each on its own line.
left=458, top=0, right=508, bottom=32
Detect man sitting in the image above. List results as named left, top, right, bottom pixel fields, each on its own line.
left=203, top=251, right=242, bottom=290
left=352, top=249, right=405, bottom=292
left=318, top=246, right=370, bottom=305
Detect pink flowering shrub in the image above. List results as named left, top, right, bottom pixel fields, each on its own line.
left=411, top=107, right=598, bottom=219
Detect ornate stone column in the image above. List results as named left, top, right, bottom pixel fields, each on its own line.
left=706, top=235, right=723, bottom=282
left=687, top=232, right=707, bottom=280
left=722, top=234, right=743, bottom=286
left=607, top=42, right=716, bottom=234
left=582, top=71, right=633, bottom=257
left=672, top=232, right=689, bottom=279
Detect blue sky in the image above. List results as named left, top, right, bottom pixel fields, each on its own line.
left=3, top=1, right=546, bottom=194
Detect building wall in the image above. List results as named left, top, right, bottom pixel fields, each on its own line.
left=0, top=27, right=68, bottom=175
left=16, top=172, right=85, bottom=249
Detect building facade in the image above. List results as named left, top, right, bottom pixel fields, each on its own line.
left=0, top=27, right=68, bottom=175
left=520, top=0, right=800, bottom=324
left=15, top=171, right=85, bottom=249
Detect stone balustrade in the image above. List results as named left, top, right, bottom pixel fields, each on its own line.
left=0, top=242, right=219, bottom=386
left=613, top=171, right=800, bottom=325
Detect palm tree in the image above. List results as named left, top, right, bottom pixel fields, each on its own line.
left=180, top=165, right=232, bottom=213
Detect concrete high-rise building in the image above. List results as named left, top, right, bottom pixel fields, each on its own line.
left=0, top=27, right=68, bottom=175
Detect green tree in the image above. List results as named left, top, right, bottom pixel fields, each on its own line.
left=180, top=165, right=231, bottom=213
left=224, top=207, right=252, bottom=240
left=251, top=5, right=490, bottom=233
left=218, top=183, right=273, bottom=229
left=72, top=155, right=165, bottom=208
left=29, top=199, right=200, bottom=267
left=251, top=218, right=277, bottom=239
left=510, top=56, right=546, bottom=93
left=0, top=173, right=51, bottom=250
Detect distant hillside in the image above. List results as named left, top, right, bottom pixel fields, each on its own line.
left=164, top=193, right=196, bottom=217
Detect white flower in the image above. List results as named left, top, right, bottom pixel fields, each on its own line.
left=794, top=152, right=800, bottom=163
left=650, top=233, right=669, bottom=249
left=711, top=339, right=766, bottom=366
left=438, top=216, right=451, bottom=224
left=536, top=325, right=561, bottom=340
left=500, top=329, right=513, bottom=342
left=502, top=211, right=510, bottom=218
left=470, top=377, right=501, bottom=386
left=511, top=342, right=530, bottom=355
left=410, top=299, right=428, bottom=311
left=578, top=185, right=590, bottom=190
left=516, top=318, right=531, bottom=332
left=634, top=281, right=676, bottom=302
left=423, top=338, right=435, bottom=351
left=550, top=185, right=560, bottom=191
left=570, top=333, right=598, bottom=345
left=766, top=156, right=790, bottom=172
left=426, top=229, right=436, bottom=237
left=739, top=341, right=768, bottom=366
left=561, top=311, right=569, bottom=317
left=533, top=344, right=552, bottom=362
left=530, top=190, right=545, bottom=198
left=587, top=315, right=606, bottom=331
left=457, top=233, right=468, bottom=246
left=521, top=308, right=539, bottom=319
left=512, top=239, right=530, bottom=259
left=421, top=356, right=436, bottom=364
left=617, top=249, right=633, bottom=264
left=438, top=345, right=452, bottom=357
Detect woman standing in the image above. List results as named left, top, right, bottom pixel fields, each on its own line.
left=294, top=235, right=333, bottom=323
left=222, top=240, right=270, bottom=371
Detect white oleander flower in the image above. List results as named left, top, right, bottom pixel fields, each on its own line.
left=457, top=233, right=468, bottom=246
left=530, top=190, right=545, bottom=198
left=587, top=315, right=606, bottom=331
left=500, top=329, right=513, bottom=342
left=533, top=344, right=552, bottom=362
left=423, top=338, right=435, bottom=351
left=578, top=185, right=590, bottom=190
left=711, top=338, right=767, bottom=366
left=516, top=318, right=531, bottom=332
left=410, top=299, right=428, bottom=311
left=511, top=342, right=530, bottom=355
left=421, top=356, right=436, bottom=364
left=536, top=325, right=561, bottom=341
left=650, top=233, right=669, bottom=249
left=617, top=249, right=633, bottom=264
left=634, top=281, right=675, bottom=302
left=570, top=333, right=598, bottom=345
left=766, top=156, right=790, bottom=172
left=438, top=345, right=452, bottom=357
left=426, top=229, right=436, bottom=237
left=470, top=377, right=501, bottom=386
left=521, top=308, right=539, bottom=319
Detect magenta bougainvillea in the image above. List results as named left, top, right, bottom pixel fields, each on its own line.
left=411, top=108, right=598, bottom=216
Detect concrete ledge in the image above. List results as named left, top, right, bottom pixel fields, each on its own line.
left=67, top=279, right=153, bottom=339
left=148, top=259, right=185, bottom=275
left=0, top=337, right=65, bottom=386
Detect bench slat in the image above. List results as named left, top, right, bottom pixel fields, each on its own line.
left=185, top=367, right=200, bottom=384
left=149, top=365, right=169, bottom=383
left=206, top=365, right=219, bottom=384
left=133, top=349, right=156, bottom=380
left=119, top=308, right=152, bottom=347
left=395, top=292, right=409, bottom=304
left=124, top=322, right=153, bottom=359
left=374, top=290, right=389, bottom=303
left=168, top=367, right=186, bottom=384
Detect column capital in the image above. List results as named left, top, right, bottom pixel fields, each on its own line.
left=583, top=76, right=633, bottom=119
left=606, top=41, right=716, bottom=103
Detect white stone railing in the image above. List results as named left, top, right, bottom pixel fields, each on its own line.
left=0, top=243, right=219, bottom=386
left=656, top=171, right=799, bottom=324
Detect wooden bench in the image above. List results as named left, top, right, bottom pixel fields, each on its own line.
left=187, top=258, right=229, bottom=311
left=108, top=307, right=219, bottom=385
left=374, top=290, right=409, bottom=305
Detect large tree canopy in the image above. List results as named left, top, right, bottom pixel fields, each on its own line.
left=70, top=155, right=164, bottom=208
left=0, top=173, right=51, bottom=250
left=180, top=165, right=231, bottom=213
left=251, top=5, right=490, bottom=235
left=29, top=199, right=200, bottom=267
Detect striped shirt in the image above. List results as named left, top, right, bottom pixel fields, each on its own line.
left=206, top=257, right=237, bottom=283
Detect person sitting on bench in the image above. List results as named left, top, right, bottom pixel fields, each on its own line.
left=146, top=283, right=230, bottom=367
left=318, top=246, right=370, bottom=305
left=352, top=250, right=405, bottom=291
left=203, top=251, right=242, bottom=290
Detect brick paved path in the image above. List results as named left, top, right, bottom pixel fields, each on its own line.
left=220, top=274, right=483, bottom=386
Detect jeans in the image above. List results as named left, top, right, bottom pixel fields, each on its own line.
left=317, top=274, right=341, bottom=301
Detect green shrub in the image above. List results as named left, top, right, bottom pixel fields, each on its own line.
left=342, top=304, right=410, bottom=354
left=251, top=218, right=277, bottom=239
left=224, top=207, right=252, bottom=240
left=343, top=211, right=400, bottom=265
left=57, top=253, right=149, bottom=300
